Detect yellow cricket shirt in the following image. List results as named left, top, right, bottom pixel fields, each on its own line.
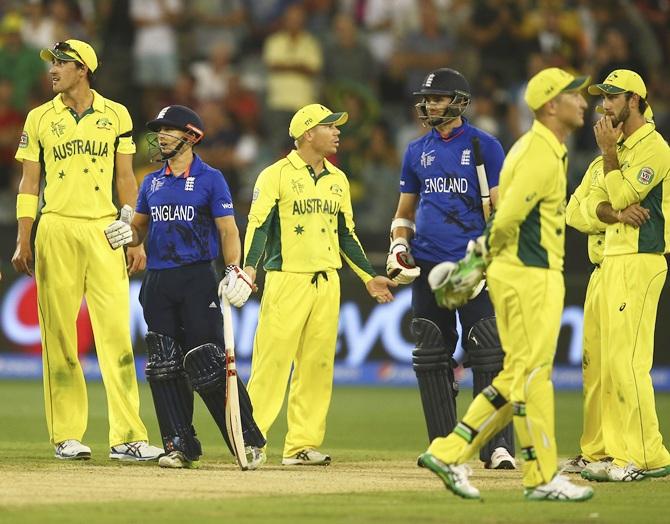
left=584, top=123, right=670, bottom=255
left=488, top=120, right=567, bottom=270
left=566, top=156, right=607, bottom=265
left=15, top=90, right=136, bottom=220
left=244, top=150, right=376, bottom=282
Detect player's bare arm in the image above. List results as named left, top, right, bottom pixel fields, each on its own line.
left=489, top=186, right=499, bottom=209
left=114, top=151, right=146, bottom=274
left=12, top=159, right=41, bottom=276
left=593, top=116, right=622, bottom=174
left=128, top=212, right=150, bottom=247
left=596, top=201, right=650, bottom=227
left=216, top=216, right=253, bottom=307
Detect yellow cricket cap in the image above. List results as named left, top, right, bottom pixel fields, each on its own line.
left=589, top=69, right=653, bottom=120
left=524, top=67, right=590, bottom=111
left=289, top=104, right=348, bottom=139
left=40, top=39, right=98, bottom=73
left=588, top=69, right=646, bottom=98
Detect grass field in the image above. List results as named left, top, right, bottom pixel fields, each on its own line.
left=0, top=381, right=668, bottom=523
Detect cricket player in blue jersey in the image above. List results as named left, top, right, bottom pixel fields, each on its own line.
left=105, top=105, right=266, bottom=469
left=387, top=68, right=515, bottom=468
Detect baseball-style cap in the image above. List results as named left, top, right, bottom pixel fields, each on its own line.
left=289, top=104, right=348, bottom=139
left=588, top=69, right=646, bottom=98
left=588, top=69, right=653, bottom=119
left=147, top=105, right=205, bottom=141
left=40, top=39, right=99, bottom=73
left=524, top=67, right=590, bottom=111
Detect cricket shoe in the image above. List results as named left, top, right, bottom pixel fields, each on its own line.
left=282, top=449, right=331, bottom=466
left=644, top=465, right=670, bottom=478
left=485, top=447, right=516, bottom=470
left=562, top=454, right=590, bottom=473
left=580, top=457, right=614, bottom=482
left=158, top=450, right=200, bottom=469
left=524, top=474, right=594, bottom=501
left=417, top=452, right=480, bottom=499
left=109, top=441, right=163, bottom=461
left=245, top=446, right=267, bottom=470
left=54, top=439, right=91, bottom=460
left=605, top=463, right=646, bottom=482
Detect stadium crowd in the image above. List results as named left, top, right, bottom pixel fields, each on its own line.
left=0, top=0, right=668, bottom=241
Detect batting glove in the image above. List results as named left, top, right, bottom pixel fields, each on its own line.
left=386, top=238, right=420, bottom=285
left=219, top=265, right=253, bottom=308
left=104, top=205, right=134, bottom=249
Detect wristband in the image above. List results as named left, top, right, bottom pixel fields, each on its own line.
left=16, top=193, right=39, bottom=220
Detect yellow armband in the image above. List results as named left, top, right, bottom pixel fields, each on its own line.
left=16, top=193, right=39, bottom=220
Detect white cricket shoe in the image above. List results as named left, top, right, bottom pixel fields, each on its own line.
left=580, top=457, right=613, bottom=482
left=54, top=439, right=91, bottom=460
left=605, top=463, right=646, bottom=482
left=158, top=450, right=200, bottom=469
left=524, top=474, right=594, bottom=501
left=486, top=447, right=516, bottom=470
left=109, top=441, right=163, bottom=461
left=282, top=449, right=331, bottom=466
left=417, top=452, right=481, bottom=499
left=562, top=454, right=590, bottom=473
left=245, top=446, right=267, bottom=470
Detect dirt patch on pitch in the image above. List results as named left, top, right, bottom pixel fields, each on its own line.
left=0, top=460, right=521, bottom=506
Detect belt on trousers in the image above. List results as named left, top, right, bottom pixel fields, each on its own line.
left=311, top=271, right=328, bottom=287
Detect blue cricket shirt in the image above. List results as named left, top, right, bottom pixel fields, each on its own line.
left=400, top=119, right=504, bottom=263
left=137, top=154, right=235, bottom=270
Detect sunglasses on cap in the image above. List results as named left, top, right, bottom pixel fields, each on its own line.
left=53, top=41, right=85, bottom=64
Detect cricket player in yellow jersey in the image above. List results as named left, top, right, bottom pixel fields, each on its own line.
left=12, top=40, right=162, bottom=461
left=563, top=157, right=615, bottom=473
left=243, top=104, right=396, bottom=465
left=579, top=70, right=670, bottom=482
left=418, top=68, right=594, bottom=501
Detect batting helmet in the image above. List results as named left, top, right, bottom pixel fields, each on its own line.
left=146, top=105, right=205, bottom=162
left=414, top=68, right=471, bottom=127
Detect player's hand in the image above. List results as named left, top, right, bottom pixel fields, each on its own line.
left=386, top=238, right=420, bottom=285
left=617, top=203, right=650, bottom=228
left=126, top=245, right=146, bottom=275
left=12, top=241, right=34, bottom=277
left=366, top=276, right=397, bottom=304
left=467, top=235, right=490, bottom=264
left=219, top=265, right=254, bottom=307
left=594, top=115, right=622, bottom=155
left=105, top=205, right=135, bottom=250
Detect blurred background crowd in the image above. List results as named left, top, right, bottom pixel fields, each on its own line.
left=0, top=0, right=668, bottom=251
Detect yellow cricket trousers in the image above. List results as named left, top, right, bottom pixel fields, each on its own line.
left=247, top=270, right=340, bottom=458
left=601, top=253, right=670, bottom=469
left=428, top=261, right=564, bottom=488
left=580, top=266, right=607, bottom=461
left=35, top=214, right=148, bottom=447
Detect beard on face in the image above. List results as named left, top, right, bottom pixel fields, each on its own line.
left=610, top=104, right=630, bottom=127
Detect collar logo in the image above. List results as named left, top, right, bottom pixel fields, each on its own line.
left=420, top=149, right=436, bottom=168
left=50, top=119, right=66, bottom=137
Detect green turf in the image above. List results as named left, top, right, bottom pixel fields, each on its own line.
left=1, top=381, right=669, bottom=523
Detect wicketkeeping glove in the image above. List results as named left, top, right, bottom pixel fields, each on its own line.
left=386, top=238, right=420, bottom=285
left=104, top=205, right=134, bottom=249
left=219, top=265, right=253, bottom=307
left=428, top=239, right=487, bottom=310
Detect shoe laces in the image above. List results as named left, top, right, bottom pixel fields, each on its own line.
left=452, top=464, right=473, bottom=483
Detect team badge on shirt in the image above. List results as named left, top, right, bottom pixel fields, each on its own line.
left=96, top=117, right=112, bottom=130
left=150, top=178, right=165, bottom=194
left=291, top=178, right=304, bottom=194
left=330, top=184, right=342, bottom=196
left=637, top=167, right=654, bottom=185
left=185, top=177, right=195, bottom=191
left=460, top=149, right=471, bottom=166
